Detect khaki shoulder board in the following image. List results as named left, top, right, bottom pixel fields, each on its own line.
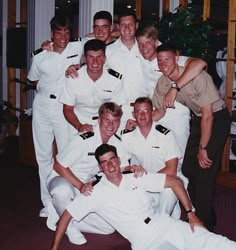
left=155, top=124, right=170, bottom=135
left=80, top=131, right=94, bottom=140
left=107, top=68, right=122, bottom=79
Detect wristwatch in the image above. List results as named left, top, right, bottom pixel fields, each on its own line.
left=171, top=82, right=180, bottom=91
left=199, top=144, right=207, bottom=150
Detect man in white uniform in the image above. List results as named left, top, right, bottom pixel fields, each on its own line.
left=59, top=39, right=126, bottom=136
left=27, top=15, right=84, bottom=217
left=51, top=144, right=236, bottom=250
left=106, top=10, right=206, bottom=135
left=122, top=97, right=186, bottom=219
left=134, top=23, right=207, bottom=156
left=47, top=102, right=144, bottom=245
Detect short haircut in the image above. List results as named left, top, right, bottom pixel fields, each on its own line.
left=95, top=144, right=118, bottom=164
left=118, top=8, right=138, bottom=23
left=98, top=102, right=123, bottom=118
left=156, top=43, right=177, bottom=55
left=50, top=15, right=71, bottom=31
left=136, top=23, right=159, bottom=41
left=134, top=97, right=153, bottom=110
left=84, top=39, right=106, bottom=55
left=93, top=11, right=112, bottom=24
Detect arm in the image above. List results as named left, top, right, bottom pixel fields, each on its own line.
left=197, top=104, right=213, bottom=169
left=54, top=160, right=84, bottom=191
left=164, top=57, right=207, bottom=108
left=63, top=104, right=93, bottom=132
left=51, top=210, right=72, bottom=250
left=165, top=175, right=204, bottom=231
left=157, top=158, right=177, bottom=176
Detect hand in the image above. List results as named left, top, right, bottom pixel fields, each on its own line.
left=125, top=119, right=137, bottom=130
left=65, top=64, right=80, bottom=78
left=41, top=40, right=53, bottom=51
left=80, top=180, right=94, bottom=196
left=197, top=149, right=212, bottom=169
left=163, top=88, right=177, bottom=109
left=188, top=212, right=205, bottom=232
left=129, top=165, right=147, bottom=178
left=77, top=124, right=93, bottom=133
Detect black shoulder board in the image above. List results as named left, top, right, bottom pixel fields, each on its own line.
left=92, top=174, right=102, bottom=186
left=31, top=48, right=43, bottom=57
left=114, top=133, right=121, bottom=141
left=106, top=40, right=116, bottom=46
left=121, top=128, right=135, bottom=135
left=70, top=37, right=80, bottom=42
left=107, top=69, right=122, bottom=79
left=80, top=131, right=94, bottom=140
left=155, top=124, right=170, bottom=135
left=122, top=170, right=133, bottom=174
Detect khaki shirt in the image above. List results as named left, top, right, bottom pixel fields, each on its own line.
left=152, top=67, right=225, bottom=117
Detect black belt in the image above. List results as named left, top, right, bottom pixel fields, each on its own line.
left=50, top=94, right=57, bottom=99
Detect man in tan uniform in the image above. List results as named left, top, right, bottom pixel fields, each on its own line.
left=152, top=43, right=231, bottom=232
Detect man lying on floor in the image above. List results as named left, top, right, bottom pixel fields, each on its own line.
left=51, top=144, right=236, bottom=250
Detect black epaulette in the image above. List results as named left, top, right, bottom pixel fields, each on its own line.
left=80, top=131, right=94, bottom=140
left=155, top=124, right=170, bottom=135
left=70, top=37, right=82, bottom=42
left=92, top=174, right=102, bottom=186
left=114, top=133, right=121, bottom=141
left=120, top=127, right=135, bottom=135
left=31, top=48, right=43, bottom=57
left=107, top=69, right=122, bottom=79
left=122, top=170, right=133, bottom=174
left=106, top=40, right=116, bottom=46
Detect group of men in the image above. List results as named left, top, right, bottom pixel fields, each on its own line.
left=28, top=8, right=234, bottom=250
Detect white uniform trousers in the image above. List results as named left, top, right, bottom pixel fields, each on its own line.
left=47, top=176, right=115, bottom=235
left=32, top=94, right=69, bottom=208
left=152, top=214, right=236, bottom=250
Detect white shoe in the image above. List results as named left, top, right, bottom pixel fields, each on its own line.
left=66, top=220, right=87, bottom=245
left=66, top=231, right=87, bottom=245
left=39, top=207, right=48, bottom=217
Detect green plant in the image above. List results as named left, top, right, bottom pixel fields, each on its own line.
left=158, top=3, right=215, bottom=63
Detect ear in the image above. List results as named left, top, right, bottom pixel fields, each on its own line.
left=50, top=31, right=54, bottom=41
left=155, top=40, right=159, bottom=48
left=136, top=22, right=139, bottom=30
left=117, top=157, right=121, bottom=166
left=110, top=24, right=114, bottom=33
left=132, top=111, right=136, bottom=119
left=175, top=55, right=179, bottom=64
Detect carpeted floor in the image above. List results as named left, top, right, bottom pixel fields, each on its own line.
left=0, top=136, right=235, bottom=250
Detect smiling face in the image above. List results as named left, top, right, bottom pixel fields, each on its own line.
left=98, top=151, right=121, bottom=178
left=156, top=50, right=178, bottom=77
left=51, top=27, right=70, bottom=53
left=137, top=35, right=158, bottom=61
left=118, top=15, right=138, bottom=41
left=133, top=101, right=153, bottom=129
left=93, top=19, right=113, bottom=44
left=98, top=111, right=121, bottom=142
left=84, top=49, right=106, bottom=76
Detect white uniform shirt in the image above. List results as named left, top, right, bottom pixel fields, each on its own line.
left=28, top=41, right=84, bottom=97
left=59, top=65, right=126, bottom=125
left=105, top=38, right=149, bottom=102
left=51, top=126, right=129, bottom=182
left=141, top=56, right=189, bottom=96
left=67, top=173, right=168, bottom=250
left=121, top=123, right=182, bottom=173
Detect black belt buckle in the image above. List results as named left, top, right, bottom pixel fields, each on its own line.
left=144, top=217, right=151, bottom=224
left=50, top=94, right=57, bottom=99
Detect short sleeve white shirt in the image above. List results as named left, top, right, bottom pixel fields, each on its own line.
left=59, top=65, right=126, bottom=125
left=56, top=126, right=130, bottom=182
left=121, top=123, right=182, bottom=173
left=27, top=41, right=84, bottom=96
